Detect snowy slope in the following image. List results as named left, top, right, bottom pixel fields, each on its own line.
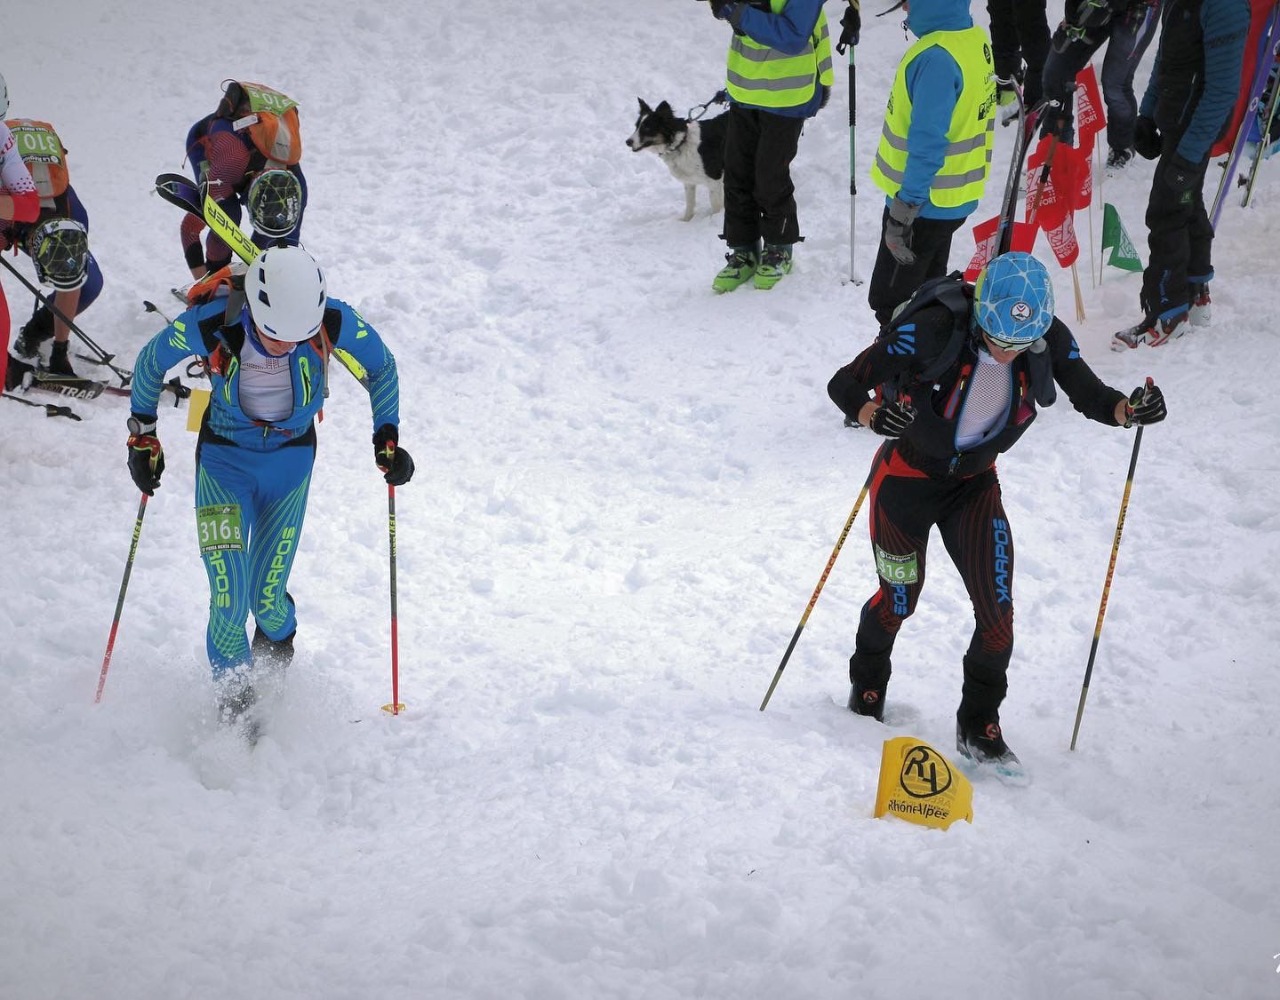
left=1, top=2, right=1278, bottom=998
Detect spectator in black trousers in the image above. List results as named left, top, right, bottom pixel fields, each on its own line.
left=1112, top=0, right=1249, bottom=350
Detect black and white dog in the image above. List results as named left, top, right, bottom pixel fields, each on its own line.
left=626, top=98, right=728, bottom=221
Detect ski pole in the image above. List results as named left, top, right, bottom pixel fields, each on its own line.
left=0, top=255, right=132, bottom=385
left=95, top=494, right=149, bottom=703
left=837, top=0, right=863, bottom=284
left=1, top=391, right=82, bottom=420
left=380, top=483, right=404, bottom=715
left=761, top=443, right=885, bottom=711
left=1069, top=378, right=1151, bottom=750
left=142, top=299, right=174, bottom=325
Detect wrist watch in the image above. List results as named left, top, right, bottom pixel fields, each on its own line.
left=127, top=415, right=156, bottom=436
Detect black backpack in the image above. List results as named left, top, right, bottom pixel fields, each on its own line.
left=878, top=271, right=974, bottom=402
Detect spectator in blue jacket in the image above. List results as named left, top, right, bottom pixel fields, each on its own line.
left=706, top=0, right=834, bottom=292
left=867, top=0, right=996, bottom=326
left=1113, top=0, right=1249, bottom=350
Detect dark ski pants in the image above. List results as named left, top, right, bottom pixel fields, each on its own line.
left=867, top=210, right=965, bottom=327
left=1141, top=130, right=1214, bottom=322
left=986, top=0, right=1051, bottom=107
left=1042, top=3, right=1161, bottom=152
left=721, top=105, right=805, bottom=249
left=848, top=450, right=1015, bottom=729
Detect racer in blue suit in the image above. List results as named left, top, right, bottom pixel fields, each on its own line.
left=124, top=246, right=415, bottom=721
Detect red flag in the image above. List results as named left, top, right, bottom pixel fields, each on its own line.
left=1025, top=138, right=1069, bottom=230
left=1042, top=211, right=1080, bottom=268
left=1075, top=64, right=1106, bottom=157
left=1071, top=144, right=1093, bottom=210
left=966, top=215, right=1037, bottom=280
left=965, top=215, right=999, bottom=280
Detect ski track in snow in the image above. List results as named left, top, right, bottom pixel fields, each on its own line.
left=2, top=2, right=1278, bottom=998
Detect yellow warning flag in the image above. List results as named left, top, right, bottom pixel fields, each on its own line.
left=873, top=736, right=973, bottom=830
left=185, top=388, right=211, bottom=433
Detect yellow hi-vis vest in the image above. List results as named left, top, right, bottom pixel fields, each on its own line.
left=726, top=0, right=835, bottom=110
left=870, top=27, right=996, bottom=208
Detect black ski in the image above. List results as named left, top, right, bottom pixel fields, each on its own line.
left=22, top=370, right=108, bottom=400
left=994, top=79, right=1032, bottom=256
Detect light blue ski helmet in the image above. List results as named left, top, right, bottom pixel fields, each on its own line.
left=974, top=251, right=1055, bottom=346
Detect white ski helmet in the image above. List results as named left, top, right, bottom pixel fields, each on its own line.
left=1, top=71, right=8, bottom=118
left=244, top=245, right=327, bottom=342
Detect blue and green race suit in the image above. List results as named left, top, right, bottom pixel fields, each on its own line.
left=129, top=295, right=401, bottom=674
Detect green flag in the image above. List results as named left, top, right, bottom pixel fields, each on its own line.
left=1101, top=202, right=1143, bottom=273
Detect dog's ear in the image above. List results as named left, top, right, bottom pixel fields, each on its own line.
left=656, top=101, right=673, bottom=117
left=638, top=98, right=652, bottom=114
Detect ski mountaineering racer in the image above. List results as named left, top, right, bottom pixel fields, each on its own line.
left=124, top=245, right=415, bottom=725
left=827, top=251, right=1167, bottom=778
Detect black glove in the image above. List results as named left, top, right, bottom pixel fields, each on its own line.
left=1125, top=384, right=1167, bottom=426
left=373, top=423, right=415, bottom=486
left=126, top=413, right=164, bottom=495
left=1038, top=100, right=1073, bottom=143
left=1162, top=153, right=1201, bottom=194
left=884, top=197, right=920, bottom=266
left=819, top=84, right=831, bottom=111
left=1134, top=116, right=1161, bottom=160
left=710, top=0, right=736, bottom=19
left=868, top=400, right=917, bottom=438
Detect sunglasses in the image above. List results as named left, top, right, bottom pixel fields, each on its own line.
left=984, top=332, right=1040, bottom=354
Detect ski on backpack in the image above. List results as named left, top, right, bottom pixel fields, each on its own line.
left=154, top=172, right=370, bottom=389
left=993, top=78, right=1036, bottom=257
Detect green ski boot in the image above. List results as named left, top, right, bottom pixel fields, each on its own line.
left=753, top=244, right=793, bottom=290
left=712, top=247, right=758, bottom=294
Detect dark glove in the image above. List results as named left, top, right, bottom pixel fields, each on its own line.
left=710, top=0, right=736, bottom=19
left=884, top=197, right=921, bottom=266
left=373, top=423, right=415, bottom=486
left=1134, top=116, right=1161, bottom=160
left=1038, top=100, right=1073, bottom=143
left=819, top=84, right=831, bottom=111
left=1125, top=384, right=1167, bottom=426
left=868, top=400, right=917, bottom=438
left=126, top=413, right=164, bottom=495
left=1162, top=153, right=1201, bottom=194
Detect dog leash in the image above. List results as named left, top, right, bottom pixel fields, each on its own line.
left=687, top=89, right=729, bottom=121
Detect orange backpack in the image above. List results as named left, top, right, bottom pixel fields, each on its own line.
left=4, top=118, right=70, bottom=203
left=219, top=81, right=302, bottom=167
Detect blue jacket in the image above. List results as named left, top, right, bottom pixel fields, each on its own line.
left=130, top=296, right=401, bottom=451
left=1140, top=0, right=1250, bottom=164
left=893, top=0, right=982, bottom=220
left=727, top=0, right=827, bottom=118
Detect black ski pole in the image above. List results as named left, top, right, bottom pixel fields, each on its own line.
left=760, top=443, right=886, bottom=711
left=1070, top=378, right=1152, bottom=750
left=1, top=391, right=82, bottom=420
left=142, top=299, right=174, bottom=325
left=837, top=0, right=863, bottom=285
left=96, top=494, right=150, bottom=703
left=0, top=254, right=132, bottom=385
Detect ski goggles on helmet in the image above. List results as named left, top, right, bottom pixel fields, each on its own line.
left=984, top=331, right=1041, bottom=354
left=26, top=218, right=90, bottom=291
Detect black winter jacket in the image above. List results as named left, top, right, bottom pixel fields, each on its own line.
left=828, top=304, right=1127, bottom=479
